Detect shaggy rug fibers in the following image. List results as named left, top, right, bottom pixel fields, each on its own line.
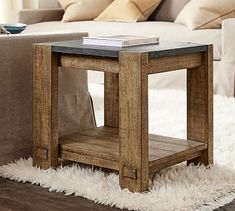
left=1, top=84, right=235, bottom=211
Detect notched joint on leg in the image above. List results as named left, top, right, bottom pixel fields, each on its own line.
left=123, top=166, right=137, bottom=179
left=35, top=148, right=48, bottom=159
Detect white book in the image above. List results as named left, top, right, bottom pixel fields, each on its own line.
left=83, top=35, right=159, bottom=47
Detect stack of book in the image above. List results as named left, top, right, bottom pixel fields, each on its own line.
left=83, top=35, right=159, bottom=47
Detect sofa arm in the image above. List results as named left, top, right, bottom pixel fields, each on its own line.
left=222, top=18, right=235, bottom=60
left=218, top=18, right=235, bottom=96
left=18, top=8, right=64, bottom=25
left=0, top=32, right=95, bottom=165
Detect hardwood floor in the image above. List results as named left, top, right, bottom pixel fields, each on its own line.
left=0, top=177, right=234, bottom=211
left=214, top=201, right=235, bottom=211
left=0, top=178, right=123, bottom=211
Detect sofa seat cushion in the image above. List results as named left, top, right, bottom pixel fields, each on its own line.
left=24, top=21, right=222, bottom=60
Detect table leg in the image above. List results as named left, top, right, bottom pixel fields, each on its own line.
left=104, top=73, right=119, bottom=128
left=33, top=45, right=59, bottom=169
left=187, top=45, right=213, bottom=165
left=119, top=52, right=149, bottom=192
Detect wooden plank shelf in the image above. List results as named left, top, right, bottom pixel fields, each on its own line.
left=59, top=127, right=207, bottom=172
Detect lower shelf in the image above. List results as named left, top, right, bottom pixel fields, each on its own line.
left=59, top=127, right=207, bottom=173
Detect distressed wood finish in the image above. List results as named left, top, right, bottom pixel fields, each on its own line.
left=33, top=45, right=59, bottom=169
left=60, top=150, right=119, bottom=171
left=119, top=52, right=149, bottom=192
left=104, top=73, right=119, bottom=128
left=33, top=40, right=213, bottom=192
left=59, top=126, right=207, bottom=173
left=0, top=177, right=125, bottom=211
left=148, top=53, right=202, bottom=74
left=187, top=45, right=213, bottom=165
left=60, top=55, right=119, bottom=73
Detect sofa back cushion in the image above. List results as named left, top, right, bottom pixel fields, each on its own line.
left=150, top=0, right=190, bottom=22
left=175, top=0, right=235, bottom=30
left=38, top=0, right=60, bottom=8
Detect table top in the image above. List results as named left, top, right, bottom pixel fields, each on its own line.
left=43, top=39, right=208, bottom=59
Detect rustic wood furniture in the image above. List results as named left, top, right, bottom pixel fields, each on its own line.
left=33, top=40, right=213, bottom=192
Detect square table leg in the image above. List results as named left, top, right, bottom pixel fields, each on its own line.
left=33, top=45, right=59, bottom=169
left=119, top=52, right=149, bottom=192
left=187, top=45, right=213, bottom=165
left=104, top=72, right=119, bottom=128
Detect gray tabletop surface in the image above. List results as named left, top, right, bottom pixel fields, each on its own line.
left=38, top=39, right=208, bottom=59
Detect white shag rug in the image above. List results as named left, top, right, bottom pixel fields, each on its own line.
left=1, top=83, right=235, bottom=211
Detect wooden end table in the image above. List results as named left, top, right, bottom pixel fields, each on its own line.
left=33, top=40, right=213, bottom=192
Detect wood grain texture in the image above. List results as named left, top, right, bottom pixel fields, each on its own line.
left=33, top=44, right=59, bottom=169
left=59, top=127, right=207, bottom=174
left=123, top=166, right=137, bottom=179
left=187, top=45, right=213, bottom=165
left=119, top=52, right=149, bottom=192
left=35, top=148, right=48, bottom=160
left=60, top=150, right=119, bottom=171
left=0, top=178, right=124, bottom=211
left=33, top=39, right=213, bottom=193
left=60, top=132, right=119, bottom=162
left=104, top=73, right=119, bottom=128
left=148, top=53, right=202, bottom=74
left=59, top=128, right=120, bottom=171
left=60, top=55, right=119, bottom=73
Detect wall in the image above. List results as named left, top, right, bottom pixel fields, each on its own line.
left=0, top=0, right=23, bottom=23
left=0, top=0, right=59, bottom=23
left=23, top=0, right=38, bottom=9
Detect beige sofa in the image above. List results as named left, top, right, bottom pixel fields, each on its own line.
left=1, top=0, right=235, bottom=164
left=19, top=0, right=235, bottom=97
left=0, top=32, right=95, bottom=165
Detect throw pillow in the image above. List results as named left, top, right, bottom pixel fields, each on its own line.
left=150, top=0, right=190, bottom=22
left=59, top=0, right=113, bottom=22
left=175, top=0, right=235, bottom=30
left=95, top=0, right=162, bottom=22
